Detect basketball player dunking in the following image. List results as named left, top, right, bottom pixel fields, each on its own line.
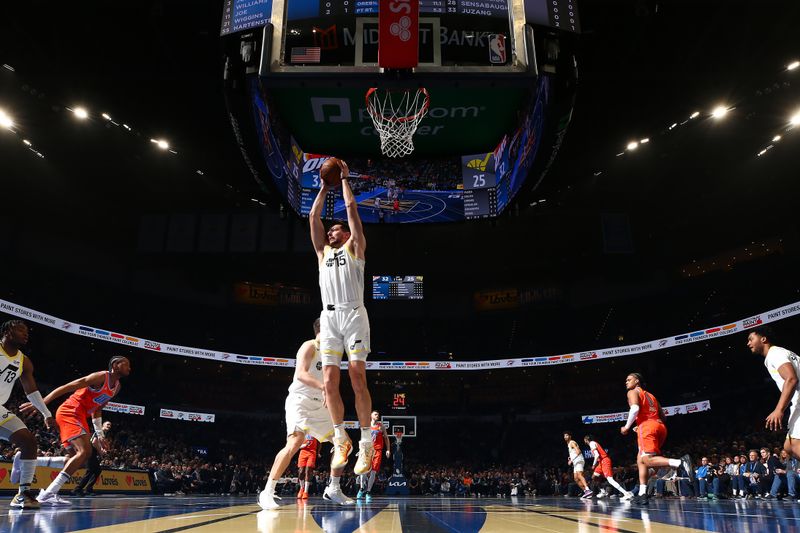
left=620, top=373, right=693, bottom=505
left=0, top=320, right=58, bottom=510
left=563, top=431, right=592, bottom=498
left=310, top=159, right=375, bottom=477
left=259, top=319, right=353, bottom=508
left=20, top=356, right=131, bottom=506
left=357, top=410, right=390, bottom=502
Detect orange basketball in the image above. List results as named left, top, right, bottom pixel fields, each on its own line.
left=320, top=158, right=342, bottom=188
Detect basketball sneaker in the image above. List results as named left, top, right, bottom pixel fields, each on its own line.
left=620, top=491, right=635, bottom=501
left=596, top=488, right=607, bottom=498
left=632, top=494, right=649, bottom=506
left=10, top=451, right=22, bottom=484
left=354, top=441, right=375, bottom=476
left=297, top=488, right=306, bottom=499
left=301, top=490, right=309, bottom=500
left=580, top=489, right=593, bottom=499
left=36, top=490, right=71, bottom=506
left=356, top=489, right=365, bottom=500
left=258, top=490, right=280, bottom=510
left=9, top=490, right=40, bottom=510
left=331, top=437, right=353, bottom=470
left=323, top=486, right=354, bottom=506
left=365, top=492, right=373, bottom=503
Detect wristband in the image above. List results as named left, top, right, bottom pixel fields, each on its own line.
left=25, top=391, right=52, bottom=419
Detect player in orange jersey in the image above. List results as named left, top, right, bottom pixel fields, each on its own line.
left=583, top=434, right=633, bottom=500
left=296, top=435, right=320, bottom=499
left=356, top=410, right=390, bottom=502
left=20, top=356, right=131, bottom=506
left=620, top=373, right=693, bottom=505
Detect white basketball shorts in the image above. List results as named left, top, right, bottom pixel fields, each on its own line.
left=284, top=393, right=334, bottom=443
left=0, top=405, right=28, bottom=441
left=319, top=305, right=370, bottom=367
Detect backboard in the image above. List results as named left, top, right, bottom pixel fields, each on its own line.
left=382, top=415, right=417, bottom=437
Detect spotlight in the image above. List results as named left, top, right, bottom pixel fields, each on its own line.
left=689, top=111, right=700, bottom=119
left=72, top=107, right=89, bottom=119
left=0, top=109, right=13, bottom=130
left=790, top=111, right=800, bottom=127
left=788, top=61, right=800, bottom=71
left=101, top=113, right=112, bottom=120
left=150, top=138, right=169, bottom=150
left=22, top=139, right=31, bottom=146
left=711, top=106, right=729, bottom=119
left=626, top=141, right=638, bottom=151
left=773, top=135, right=781, bottom=142
left=640, top=138, right=649, bottom=144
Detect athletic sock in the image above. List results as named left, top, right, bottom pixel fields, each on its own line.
left=304, top=481, right=310, bottom=492
left=265, top=479, right=277, bottom=495
left=606, top=477, right=626, bottom=495
left=334, top=425, right=345, bottom=440
left=367, top=470, right=377, bottom=492
left=18, top=459, right=36, bottom=491
left=668, top=458, right=681, bottom=468
left=638, top=484, right=647, bottom=496
left=38, top=456, right=68, bottom=469
left=330, top=475, right=341, bottom=490
left=360, top=427, right=371, bottom=442
left=45, top=471, right=71, bottom=495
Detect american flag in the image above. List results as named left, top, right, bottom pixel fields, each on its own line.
left=290, top=47, right=321, bottom=63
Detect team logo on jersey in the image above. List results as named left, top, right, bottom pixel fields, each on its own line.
left=325, top=250, right=346, bottom=267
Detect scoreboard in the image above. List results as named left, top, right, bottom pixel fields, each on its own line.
left=372, top=275, right=424, bottom=300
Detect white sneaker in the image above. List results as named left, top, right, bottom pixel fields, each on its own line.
left=620, top=492, right=635, bottom=501
left=323, top=486, right=354, bottom=505
left=597, top=489, right=607, bottom=498
left=10, top=451, right=21, bottom=484
left=36, top=490, right=71, bottom=506
left=353, top=441, right=375, bottom=476
left=258, top=490, right=280, bottom=510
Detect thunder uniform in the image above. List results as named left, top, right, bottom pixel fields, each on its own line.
left=370, top=423, right=386, bottom=472
left=56, top=371, right=120, bottom=448
left=0, top=346, right=29, bottom=439
left=589, top=440, right=614, bottom=478
left=318, top=244, right=370, bottom=367
left=635, top=387, right=667, bottom=456
left=764, top=346, right=800, bottom=439
left=285, top=340, right=334, bottom=443
left=297, top=435, right=320, bottom=468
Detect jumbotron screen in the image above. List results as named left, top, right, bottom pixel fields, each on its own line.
left=372, top=276, right=424, bottom=301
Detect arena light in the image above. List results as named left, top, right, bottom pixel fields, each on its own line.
left=773, top=135, right=781, bottom=142
left=2, top=64, right=14, bottom=72
left=788, top=61, right=800, bottom=71
left=790, top=111, right=800, bottom=127
left=22, top=139, right=31, bottom=146
left=150, top=138, right=169, bottom=150
left=0, top=109, right=13, bottom=130
left=711, top=106, right=729, bottom=119
left=689, top=111, right=700, bottom=119
left=626, top=141, right=638, bottom=151
left=71, top=107, right=89, bottom=120
left=640, top=138, right=649, bottom=144
left=101, top=113, right=112, bottom=120
left=668, top=122, right=678, bottom=130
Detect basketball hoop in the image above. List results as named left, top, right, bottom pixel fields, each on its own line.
left=366, top=87, right=430, bottom=158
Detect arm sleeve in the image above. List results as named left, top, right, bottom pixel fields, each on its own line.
left=25, top=391, right=52, bottom=418
left=623, top=404, right=640, bottom=430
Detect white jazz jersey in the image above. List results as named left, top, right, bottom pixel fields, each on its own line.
left=568, top=441, right=584, bottom=463
left=288, top=340, right=323, bottom=398
left=0, top=347, right=23, bottom=406
left=319, top=245, right=365, bottom=307
left=765, top=346, right=800, bottom=405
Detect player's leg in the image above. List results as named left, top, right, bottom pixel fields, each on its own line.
left=297, top=465, right=307, bottom=498
left=303, top=465, right=313, bottom=498
left=320, top=313, right=352, bottom=469
left=785, top=407, right=800, bottom=460
left=6, top=419, right=40, bottom=509
left=38, top=433, right=90, bottom=506
left=259, top=431, right=305, bottom=509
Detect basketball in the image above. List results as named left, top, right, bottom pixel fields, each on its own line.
left=320, top=158, right=342, bottom=188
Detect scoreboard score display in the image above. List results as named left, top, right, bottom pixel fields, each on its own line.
left=372, top=275, right=424, bottom=300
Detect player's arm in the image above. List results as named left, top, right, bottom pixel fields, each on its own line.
left=384, top=430, right=391, bottom=457
left=294, top=341, right=324, bottom=391
left=767, top=362, right=799, bottom=430
left=17, top=356, right=56, bottom=428
left=590, top=443, right=599, bottom=467
left=43, top=371, right=107, bottom=405
left=620, top=389, right=640, bottom=434
left=339, top=161, right=366, bottom=259
left=309, top=183, right=330, bottom=262
left=91, top=410, right=111, bottom=453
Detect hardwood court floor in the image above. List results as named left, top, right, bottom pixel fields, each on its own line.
left=2, top=495, right=798, bottom=532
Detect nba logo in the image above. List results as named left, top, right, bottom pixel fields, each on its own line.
left=489, top=34, right=506, bottom=64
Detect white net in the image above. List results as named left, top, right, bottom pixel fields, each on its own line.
left=366, top=88, right=430, bottom=158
